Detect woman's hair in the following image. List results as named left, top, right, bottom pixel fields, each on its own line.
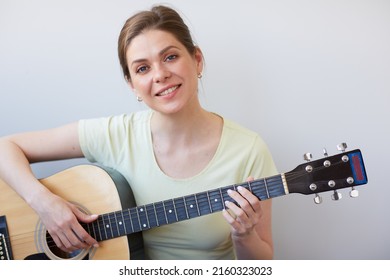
left=118, top=5, right=197, bottom=81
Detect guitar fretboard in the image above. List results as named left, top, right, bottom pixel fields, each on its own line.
left=83, top=174, right=287, bottom=242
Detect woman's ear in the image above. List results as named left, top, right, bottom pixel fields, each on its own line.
left=194, top=47, right=204, bottom=75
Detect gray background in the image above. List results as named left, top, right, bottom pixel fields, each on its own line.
left=1, top=0, right=389, bottom=259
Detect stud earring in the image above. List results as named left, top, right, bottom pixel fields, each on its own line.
left=137, top=96, right=143, bottom=102
left=198, top=73, right=202, bottom=79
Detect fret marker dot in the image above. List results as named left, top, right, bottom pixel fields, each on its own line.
left=214, top=199, right=218, bottom=202
left=169, top=209, right=172, bottom=213
left=106, top=225, right=110, bottom=228
left=190, top=204, right=194, bottom=208
left=119, top=221, right=123, bottom=225
left=143, top=224, right=147, bottom=228
left=139, top=208, right=144, bottom=212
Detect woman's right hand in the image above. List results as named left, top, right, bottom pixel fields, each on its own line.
left=34, top=191, right=99, bottom=253
left=0, top=122, right=98, bottom=253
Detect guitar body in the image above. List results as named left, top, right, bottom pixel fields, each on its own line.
left=0, top=165, right=144, bottom=260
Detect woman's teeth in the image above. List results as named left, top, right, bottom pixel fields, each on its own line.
left=158, top=85, right=178, bottom=96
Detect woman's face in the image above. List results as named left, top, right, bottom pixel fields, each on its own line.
left=126, top=29, right=203, bottom=115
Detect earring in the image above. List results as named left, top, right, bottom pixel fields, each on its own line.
left=137, top=96, right=143, bottom=102
left=198, top=72, right=202, bottom=79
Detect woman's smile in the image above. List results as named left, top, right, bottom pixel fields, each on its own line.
left=155, top=84, right=181, bottom=97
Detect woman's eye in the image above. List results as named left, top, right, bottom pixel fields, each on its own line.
left=136, top=65, right=149, bottom=74
left=165, top=54, right=177, bottom=62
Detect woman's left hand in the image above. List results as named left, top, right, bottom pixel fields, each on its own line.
left=222, top=176, right=263, bottom=238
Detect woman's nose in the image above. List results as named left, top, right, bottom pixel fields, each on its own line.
left=153, top=65, right=171, bottom=83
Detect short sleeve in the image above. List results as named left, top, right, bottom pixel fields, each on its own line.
left=78, top=115, right=131, bottom=168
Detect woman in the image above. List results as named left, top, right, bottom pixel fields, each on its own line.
left=0, top=5, right=277, bottom=259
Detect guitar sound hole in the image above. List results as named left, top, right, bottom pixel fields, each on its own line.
left=45, top=232, right=86, bottom=260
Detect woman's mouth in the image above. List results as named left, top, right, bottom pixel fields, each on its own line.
left=156, top=85, right=180, bottom=96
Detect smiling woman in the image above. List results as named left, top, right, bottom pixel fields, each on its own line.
left=0, top=5, right=277, bottom=260
left=125, top=29, right=203, bottom=115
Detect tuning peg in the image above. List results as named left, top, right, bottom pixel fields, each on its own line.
left=337, top=143, right=348, bottom=152
left=331, top=190, right=342, bottom=201
left=303, top=153, right=312, bottom=161
left=350, top=187, right=359, bottom=198
left=314, top=194, right=322, bottom=204
left=323, top=148, right=328, bottom=157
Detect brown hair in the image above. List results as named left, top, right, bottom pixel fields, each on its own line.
left=118, top=5, right=197, bottom=81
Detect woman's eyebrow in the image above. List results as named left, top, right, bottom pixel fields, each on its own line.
left=130, top=45, right=180, bottom=67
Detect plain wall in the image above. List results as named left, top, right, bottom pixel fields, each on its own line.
left=1, top=0, right=389, bottom=259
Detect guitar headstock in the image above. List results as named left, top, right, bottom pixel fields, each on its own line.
left=285, top=143, right=368, bottom=204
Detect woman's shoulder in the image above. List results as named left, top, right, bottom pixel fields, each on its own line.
left=222, top=117, right=260, bottom=139
left=221, top=116, right=270, bottom=151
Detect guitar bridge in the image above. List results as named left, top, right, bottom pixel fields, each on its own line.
left=0, top=216, right=13, bottom=260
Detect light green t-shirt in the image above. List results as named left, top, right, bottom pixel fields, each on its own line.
left=79, top=110, right=277, bottom=259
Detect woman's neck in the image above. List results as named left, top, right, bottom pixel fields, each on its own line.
left=150, top=105, right=222, bottom=145
left=150, top=105, right=224, bottom=179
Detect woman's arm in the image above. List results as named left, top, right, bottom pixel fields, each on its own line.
left=0, top=122, right=99, bottom=252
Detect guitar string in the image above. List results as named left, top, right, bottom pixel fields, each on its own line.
left=3, top=175, right=286, bottom=252
left=2, top=168, right=312, bottom=252
left=3, top=175, right=295, bottom=251
left=3, top=163, right=343, bottom=254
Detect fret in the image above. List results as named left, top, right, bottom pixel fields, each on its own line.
left=196, top=192, right=211, bottom=216
left=137, top=206, right=149, bottom=230
left=247, top=181, right=253, bottom=192
left=96, top=215, right=106, bottom=241
left=89, top=222, right=96, bottom=240
left=250, top=175, right=285, bottom=200
left=220, top=185, right=234, bottom=203
left=91, top=218, right=98, bottom=240
left=154, top=201, right=168, bottom=226
left=264, top=178, right=270, bottom=199
left=218, top=188, right=226, bottom=210
left=184, top=195, right=199, bottom=219
left=163, top=199, right=178, bottom=224
left=98, top=216, right=106, bottom=241
left=208, top=189, right=224, bottom=212
left=266, top=175, right=286, bottom=198
left=124, top=209, right=135, bottom=234
left=206, top=192, right=213, bottom=212
left=115, top=211, right=127, bottom=236
left=84, top=222, right=93, bottom=239
left=145, top=204, right=159, bottom=228
left=107, top=212, right=118, bottom=238
left=103, top=214, right=114, bottom=239
left=182, top=197, right=190, bottom=220
left=113, top=212, right=121, bottom=237
left=251, top=180, right=268, bottom=200
left=173, top=197, right=188, bottom=221
left=194, top=194, right=201, bottom=216
left=129, top=208, right=141, bottom=233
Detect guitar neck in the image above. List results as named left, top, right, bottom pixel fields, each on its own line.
left=83, top=174, right=287, bottom=242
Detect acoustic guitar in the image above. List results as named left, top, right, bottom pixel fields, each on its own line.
left=0, top=146, right=368, bottom=260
